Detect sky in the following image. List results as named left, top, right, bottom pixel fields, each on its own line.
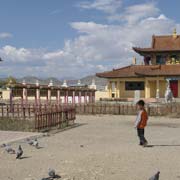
left=0, top=0, right=180, bottom=79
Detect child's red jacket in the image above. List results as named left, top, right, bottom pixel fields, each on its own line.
left=135, top=109, right=148, bottom=129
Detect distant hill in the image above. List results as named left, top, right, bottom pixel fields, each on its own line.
left=0, top=75, right=107, bottom=90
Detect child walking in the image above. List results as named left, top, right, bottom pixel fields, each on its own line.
left=135, top=100, right=148, bottom=146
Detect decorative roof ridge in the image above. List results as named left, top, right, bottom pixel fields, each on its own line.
left=153, top=35, right=180, bottom=38
left=112, top=65, right=132, bottom=71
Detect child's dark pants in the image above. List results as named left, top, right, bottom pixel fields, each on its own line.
left=137, top=128, right=147, bottom=145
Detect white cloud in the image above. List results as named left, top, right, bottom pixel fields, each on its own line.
left=78, top=0, right=122, bottom=14
left=43, top=50, right=64, bottom=59
left=0, top=2, right=179, bottom=78
left=108, top=2, right=159, bottom=24
left=0, top=32, right=13, bottom=39
left=0, top=46, right=44, bottom=63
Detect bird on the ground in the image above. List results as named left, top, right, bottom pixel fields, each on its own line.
left=0, top=143, right=6, bottom=148
left=4, top=144, right=15, bottom=154
left=26, top=138, right=34, bottom=146
left=149, top=171, right=160, bottom=180
left=32, top=138, right=39, bottom=149
left=48, top=168, right=56, bottom=178
left=16, top=145, right=23, bottom=159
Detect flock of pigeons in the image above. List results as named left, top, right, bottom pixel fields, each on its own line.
left=0, top=138, right=160, bottom=180
left=1, top=138, right=39, bottom=159
left=1, top=138, right=60, bottom=180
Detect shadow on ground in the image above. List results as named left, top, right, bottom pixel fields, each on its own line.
left=145, top=144, right=180, bottom=148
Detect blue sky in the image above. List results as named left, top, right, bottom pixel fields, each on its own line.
left=0, top=0, right=180, bottom=78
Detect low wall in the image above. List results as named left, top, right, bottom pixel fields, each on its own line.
left=75, top=103, right=180, bottom=116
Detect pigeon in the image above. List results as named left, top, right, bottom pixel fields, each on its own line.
left=149, top=171, right=160, bottom=180
left=26, top=138, right=34, bottom=146
left=16, top=145, right=23, bottom=159
left=0, top=143, right=6, bottom=148
left=27, top=138, right=39, bottom=148
left=48, top=168, right=56, bottom=178
left=4, top=144, right=15, bottom=154
left=32, top=138, right=39, bottom=149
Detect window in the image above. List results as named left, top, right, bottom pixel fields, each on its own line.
left=125, top=81, right=144, bottom=91
left=156, top=55, right=166, bottom=64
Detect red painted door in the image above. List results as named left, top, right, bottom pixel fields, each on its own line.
left=170, top=80, right=178, bottom=97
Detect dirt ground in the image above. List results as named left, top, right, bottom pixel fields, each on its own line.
left=1, top=115, right=180, bottom=180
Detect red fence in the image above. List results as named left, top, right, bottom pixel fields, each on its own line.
left=0, top=103, right=76, bottom=131
left=35, top=107, right=76, bottom=130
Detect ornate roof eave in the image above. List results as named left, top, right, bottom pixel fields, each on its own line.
left=133, top=47, right=180, bottom=55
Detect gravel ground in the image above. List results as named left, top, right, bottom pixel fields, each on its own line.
left=1, top=115, right=180, bottom=180
left=0, top=131, right=41, bottom=145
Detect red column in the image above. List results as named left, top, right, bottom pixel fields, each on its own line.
left=66, top=90, right=68, bottom=104
left=9, top=88, right=13, bottom=110
left=89, top=91, right=93, bottom=103
left=84, top=91, right=87, bottom=104
left=64, top=90, right=68, bottom=104
left=72, top=91, right=75, bottom=104
left=92, top=91, right=95, bottom=103
left=22, top=88, right=25, bottom=105
left=36, top=88, right=40, bottom=105
left=57, top=90, right=60, bottom=105
left=48, top=89, right=51, bottom=104
left=78, top=91, right=81, bottom=104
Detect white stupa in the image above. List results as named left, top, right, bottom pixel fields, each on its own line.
left=77, top=80, right=81, bottom=86
left=36, top=80, right=39, bottom=86
left=62, top=80, right=68, bottom=87
left=22, top=79, right=26, bottom=85
left=48, top=80, right=53, bottom=87
left=89, top=78, right=97, bottom=90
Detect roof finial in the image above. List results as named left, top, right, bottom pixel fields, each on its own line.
left=173, top=28, right=177, bottom=39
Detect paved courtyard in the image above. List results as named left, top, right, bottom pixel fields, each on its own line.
left=1, top=115, right=180, bottom=180
left=0, top=131, right=41, bottom=145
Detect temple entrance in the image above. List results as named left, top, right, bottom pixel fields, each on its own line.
left=170, top=80, right=178, bottom=97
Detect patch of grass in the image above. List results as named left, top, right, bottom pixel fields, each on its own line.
left=0, top=117, right=35, bottom=132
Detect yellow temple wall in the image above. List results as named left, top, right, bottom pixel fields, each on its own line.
left=106, top=77, right=178, bottom=99
left=95, top=90, right=109, bottom=101
left=159, top=80, right=166, bottom=98
left=120, top=81, right=145, bottom=98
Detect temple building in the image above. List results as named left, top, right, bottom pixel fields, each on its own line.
left=97, top=29, right=180, bottom=100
